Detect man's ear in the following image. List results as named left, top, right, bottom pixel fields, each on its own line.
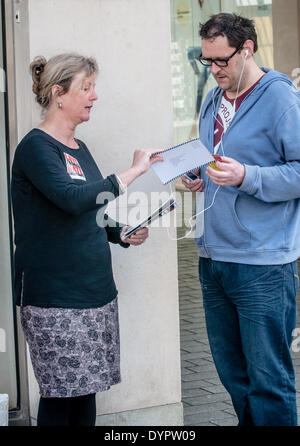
left=243, top=39, right=255, bottom=58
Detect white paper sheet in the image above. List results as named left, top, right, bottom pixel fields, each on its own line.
left=151, top=139, right=214, bottom=184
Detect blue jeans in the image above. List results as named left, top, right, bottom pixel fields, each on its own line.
left=198, top=258, right=298, bottom=426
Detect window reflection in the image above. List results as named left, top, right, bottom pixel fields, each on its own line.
left=170, top=0, right=273, bottom=144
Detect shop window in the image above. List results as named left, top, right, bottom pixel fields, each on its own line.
left=170, top=0, right=273, bottom=144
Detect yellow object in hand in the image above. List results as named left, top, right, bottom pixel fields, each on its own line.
left=209, top=161, right=222, bottom=171
left=209, top=155, right=222, bottom=171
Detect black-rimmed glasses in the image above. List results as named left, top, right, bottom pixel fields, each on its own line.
left=198, top=44, right=243, bottom=67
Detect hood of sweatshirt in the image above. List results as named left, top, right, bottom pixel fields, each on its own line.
left=201, top=67, right=299, bottom=120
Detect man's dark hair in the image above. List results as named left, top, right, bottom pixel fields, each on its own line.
left=199, top=13, right=258, bottom=53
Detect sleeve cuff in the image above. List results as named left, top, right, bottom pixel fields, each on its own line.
left=115, top=174, right=127, bottom=195
left=118, top=225, right=130, bottom=248
left=238, top=164, right=259, bottom=196
left=107, top=174, right=122, bottom=196
left=120, top=239, right=130, bottom=248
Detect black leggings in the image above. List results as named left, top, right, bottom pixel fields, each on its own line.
left=37, top=393, right=96, bottom=426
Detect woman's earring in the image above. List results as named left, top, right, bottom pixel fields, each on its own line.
left=58, top=102, right=62, bottom=109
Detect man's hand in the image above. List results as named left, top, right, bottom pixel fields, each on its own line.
left=206, top=156, right=245, bottom=187
left=120, top=227, right=149, bottom=246
left=181, top=176, right=205, bottom=192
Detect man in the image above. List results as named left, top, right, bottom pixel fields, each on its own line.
left=182, top=13, right=300, bottom=426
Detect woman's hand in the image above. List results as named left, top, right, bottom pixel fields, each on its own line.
left=117, top=150, right=163, bottom=188
left=131, top=149, right=163, bottom=176
left=120, top=227, right=149, bottom=246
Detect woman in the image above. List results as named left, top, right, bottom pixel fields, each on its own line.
left=11, top=53, right=162, bottom=426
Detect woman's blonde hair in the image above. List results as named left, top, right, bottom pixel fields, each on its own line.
left=30, top=53, right=99, bottom=109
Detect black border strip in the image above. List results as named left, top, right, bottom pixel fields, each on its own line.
left=1, top=0, right=21, bottom=413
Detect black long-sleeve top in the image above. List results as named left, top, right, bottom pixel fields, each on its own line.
left=11, top=128, right=129, bottom=309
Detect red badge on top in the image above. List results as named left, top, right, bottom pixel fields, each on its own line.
left=64, top=153, right=86, bottom=181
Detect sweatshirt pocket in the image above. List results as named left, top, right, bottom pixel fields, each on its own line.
left=235, top=194, right=286, bottom=251
left=205, top=189, right=251, bottom=249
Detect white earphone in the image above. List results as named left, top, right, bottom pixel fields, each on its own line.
left=245, top=49, right=249, bottom=58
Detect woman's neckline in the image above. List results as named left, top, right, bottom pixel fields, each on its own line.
left=33, top=128, right=81, bottom=150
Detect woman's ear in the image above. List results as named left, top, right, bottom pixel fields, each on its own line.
left=51, top=84, right=63, bottom=100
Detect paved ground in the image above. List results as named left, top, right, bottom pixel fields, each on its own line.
left=176, top=194, right=300, bottom=426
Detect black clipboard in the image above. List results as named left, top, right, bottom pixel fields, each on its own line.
left=122, top=197, right=177, bottom=239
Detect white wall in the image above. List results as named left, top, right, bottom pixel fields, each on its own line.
left=15, top=0, right=181, bottom=423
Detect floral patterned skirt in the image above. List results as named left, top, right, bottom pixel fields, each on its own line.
left=20, top=297, right=121, bottom=398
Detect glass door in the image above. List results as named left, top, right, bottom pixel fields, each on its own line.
left=0, top=0, right=18, bottom=410
left=170, top=0, right=273, bottom=144
left=221, top=0, right=273, bottom=69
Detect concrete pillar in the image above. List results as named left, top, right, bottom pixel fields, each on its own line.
left=12, top=0, right=183, bottom=426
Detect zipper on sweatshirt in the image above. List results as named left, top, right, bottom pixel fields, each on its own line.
left=200, top=107, right=216, bottom=258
